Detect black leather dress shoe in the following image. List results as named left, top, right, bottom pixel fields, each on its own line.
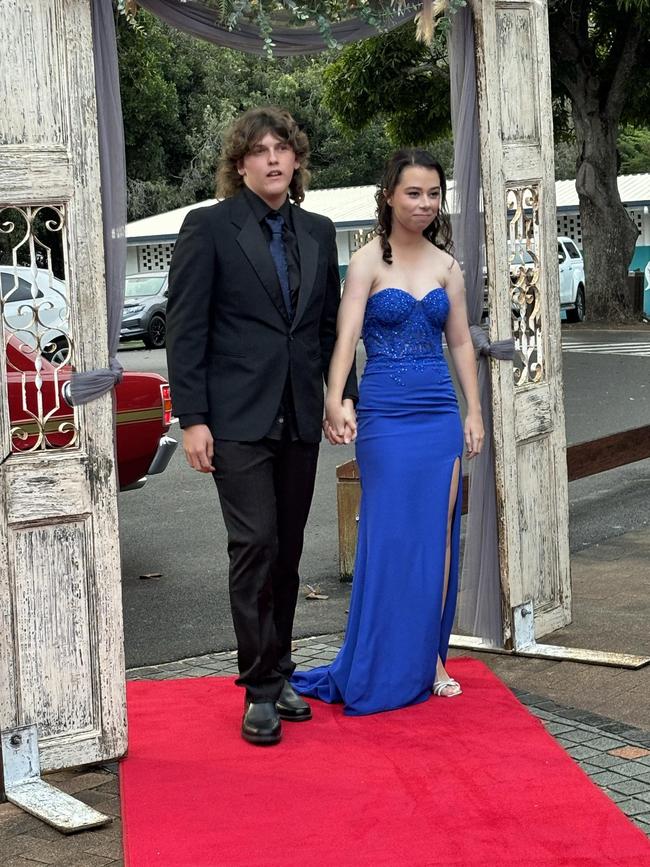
left=242, top=701, right=282, bottom=746
left=276, top=682, right=312, bottom=722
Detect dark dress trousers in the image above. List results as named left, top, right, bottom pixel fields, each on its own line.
left=166, top=188, right=358, bottom=702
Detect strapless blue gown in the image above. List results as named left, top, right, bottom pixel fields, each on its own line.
left=292, top=287, right=463, bottom=715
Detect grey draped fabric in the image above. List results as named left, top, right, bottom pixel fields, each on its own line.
left=137, top=0, right=417, bottom=56
left=70, top=0, right=126, bottom=405
left=449, top=8, right=514, bottom=645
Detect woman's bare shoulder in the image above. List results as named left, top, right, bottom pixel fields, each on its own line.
left=348, top=237, right=382, bottom=275
left=433, top=247, right=458, bottom=273
left=351, top=236, right=382, bottom=263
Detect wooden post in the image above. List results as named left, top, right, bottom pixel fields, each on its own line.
left=0, top=0, right=126, bottom=772
left=336, top=460, right=361, bottom=581
left=469, top=0, right=572, bottom=647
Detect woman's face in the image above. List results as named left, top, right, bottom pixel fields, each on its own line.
left=386, top=165, right=442, bottom=234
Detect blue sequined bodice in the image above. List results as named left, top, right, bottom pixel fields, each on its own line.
left=362, top=287, right=449, bottom=364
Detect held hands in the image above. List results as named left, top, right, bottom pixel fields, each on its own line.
left=464, top=409, right=485, bottom=459
left=323, top=398, right=357, bottom=445
left=183, top=424, right=215, bottom=473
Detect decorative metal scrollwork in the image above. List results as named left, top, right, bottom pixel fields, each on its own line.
left=0, top=204, right=78, bottom=452
left=506, top=185, right=544, bottom=387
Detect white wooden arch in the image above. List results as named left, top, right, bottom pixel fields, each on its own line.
left=2, top=0, right=642, bottom=830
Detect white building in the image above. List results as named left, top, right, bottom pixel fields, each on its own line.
left=126, top=174, right=650, bottom=311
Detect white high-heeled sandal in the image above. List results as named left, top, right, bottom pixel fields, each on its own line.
left=433, top=678, right=462, bottom=698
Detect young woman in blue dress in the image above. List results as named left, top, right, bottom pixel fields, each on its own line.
left=292, top=149, right=484, bottom=714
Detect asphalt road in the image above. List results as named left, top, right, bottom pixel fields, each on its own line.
left=118, top=324, right=650, bottom=668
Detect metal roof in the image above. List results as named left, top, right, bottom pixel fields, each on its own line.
left=126, top=174, right=650, bottom=243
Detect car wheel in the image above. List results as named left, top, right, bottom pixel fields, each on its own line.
left=143, top=314, right=166, bottom=349
left=44, top=336, right=71, bottom=366
left=566, top=285, right=585, bottom=323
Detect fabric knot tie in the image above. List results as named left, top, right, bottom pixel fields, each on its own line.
left=265, top=212, right=284, bottom=234
left=469, top=325, right=515, bottom=361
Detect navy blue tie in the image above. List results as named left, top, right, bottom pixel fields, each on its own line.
left=265, top=213, right=293, bottom=319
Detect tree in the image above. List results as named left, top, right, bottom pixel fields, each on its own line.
left=117, top=10, right=393, bottom=219
left=548, top=0, right=650, bottom=320
left=323, top=22, right=451, bottom=145
left=618, top=127, right=650, bottom=173
left=323, top=7, right=650, bottom=321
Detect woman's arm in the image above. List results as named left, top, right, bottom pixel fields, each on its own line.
left=444, top=259, right=485, bottom=458
left=324, top=247, right=374, bottom=443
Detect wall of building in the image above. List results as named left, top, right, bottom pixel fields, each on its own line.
left=127, top=209, right=650, bottom=314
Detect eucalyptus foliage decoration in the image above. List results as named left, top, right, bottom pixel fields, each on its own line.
left=115, top=1, right=466, bottom=52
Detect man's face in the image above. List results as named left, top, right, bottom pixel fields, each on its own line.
left=238, top=131, right=299, bottom=207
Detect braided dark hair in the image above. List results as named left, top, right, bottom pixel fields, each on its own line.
left=375, top=149, right=453, bottom=264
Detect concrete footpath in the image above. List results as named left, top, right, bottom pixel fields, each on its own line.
left=1, top=526, right=649, bottom=865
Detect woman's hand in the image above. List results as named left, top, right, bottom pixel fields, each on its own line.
left=324, top=398, right=357, bottom=445
left=464, top=410, right=484, bottom=459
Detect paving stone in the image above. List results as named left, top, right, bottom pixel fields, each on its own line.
left=588, top=753, right=631, bottom=770
left=76, top=830, right=123, bottom=860
left=0, top=834, right=50, bottom=860
left=633, top=819, right=650, bottom=836
left=617, top=798, right=650, bottom=817
left=1, top=814, right=47, bottom=837
left=579, top=762, right=608, bottom=776
left=0, top=801, right=24, bottom=823
left=2, top=858, right=51, bottom=867
left=624, top=770, right=650, bottom=785
left=557, top=729, right=599, bottom=745
left=565, top=745, right=602, bottom=760
left=632, top=790, right=650, bottom=805
left=77, top=791, right=122, bottom=818
left=92, top=779, right=119, bottom=796
left=52, top=854, right=115, bottom=866
left=608, top=778, right=650, bottom=796
left=531, top=708, right=563, bottom=721
left=605, top=789, right=630, bottom=804
left=589, top=770, right=631, bottom=787
left=50, top=772, right=112, bottom=796
left=543, top=722, right=576, bottom=735
left=556, top=709, right=591, bottom=721
left=609, top=745, right=650, bottom=760
left=124, top=668, right=150, bottom=678
left=583, top=736, right=627, bottom=751
left=610, top=762, right=650, bottom=778
left=15, top=836, right=66, bottom=864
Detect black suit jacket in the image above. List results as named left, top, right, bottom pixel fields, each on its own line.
left=165, top=191, right=358, bottom=444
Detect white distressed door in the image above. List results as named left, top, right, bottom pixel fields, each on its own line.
left=0, top=0, right=126, bottom=770
left=472, top=0, right=572, bottom=643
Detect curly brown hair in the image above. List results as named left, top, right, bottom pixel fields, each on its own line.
left=375, top=149, right=453, bottom=264
left=216, top=106, right=311, bottom=203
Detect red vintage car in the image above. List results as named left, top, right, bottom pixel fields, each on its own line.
left=6, top=335, right=177, bottom=490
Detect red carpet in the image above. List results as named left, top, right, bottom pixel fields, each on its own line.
left=120, top=659, right=650, bottom=866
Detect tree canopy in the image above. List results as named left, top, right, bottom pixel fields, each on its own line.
left=117, top=11, right=393, bottom=219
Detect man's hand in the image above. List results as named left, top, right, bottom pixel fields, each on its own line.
left=323, top=398, right=357, bottom=445
left=183, top=424, right=215, bottom=472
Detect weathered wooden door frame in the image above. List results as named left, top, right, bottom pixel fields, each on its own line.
left=0, top=0, right=126, bottom=775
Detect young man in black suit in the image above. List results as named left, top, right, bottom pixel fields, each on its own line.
left=166, top=107, right=357, bottom=745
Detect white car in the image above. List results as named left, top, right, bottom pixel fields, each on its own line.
left=483, top=236, right=586, bottom=323
left=557, top=236, right=586, bottom=322
left=0, top=266, right=70, bottom=360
